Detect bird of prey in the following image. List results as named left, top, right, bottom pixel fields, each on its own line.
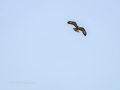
left=67, top=21, right=87, bottom=36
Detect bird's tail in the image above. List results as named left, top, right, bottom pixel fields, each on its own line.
left=73, top=28, right=79, bottom=33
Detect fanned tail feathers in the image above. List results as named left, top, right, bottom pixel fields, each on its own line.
left=73, top=28, right=79, bottom=33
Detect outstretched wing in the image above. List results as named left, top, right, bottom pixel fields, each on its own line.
left=67, top=21, right=78, bottom=28
left=82, top=30, right=87, bottom=36
left=79, top=27, right=87, bottom=36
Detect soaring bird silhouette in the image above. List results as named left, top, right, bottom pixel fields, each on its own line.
left=67, top=21, right=87, bottom=36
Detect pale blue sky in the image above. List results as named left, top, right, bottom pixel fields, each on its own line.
left=0, top=0, right=120, bottom=90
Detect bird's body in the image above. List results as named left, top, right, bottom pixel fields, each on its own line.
left=67, top=21, right=87, bottom=36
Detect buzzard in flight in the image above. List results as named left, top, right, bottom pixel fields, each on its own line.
left=67, top=21, right=87, bottom=36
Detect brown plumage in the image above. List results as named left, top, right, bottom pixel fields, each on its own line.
left=67, top=21, right=87, bottom=36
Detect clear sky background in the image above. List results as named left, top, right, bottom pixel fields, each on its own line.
left=0, top=0, right=120, bottom=90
